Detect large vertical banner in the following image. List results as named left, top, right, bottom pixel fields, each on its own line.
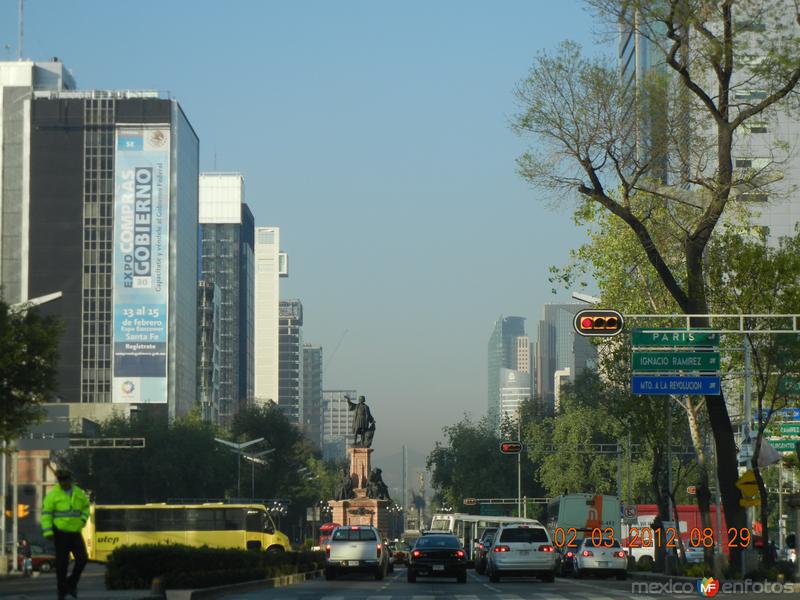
left=112, top=127, right=170, bottom=403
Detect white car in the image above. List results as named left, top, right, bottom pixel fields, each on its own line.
left=573, top=537, right=627, bottom=580
left=486, top=522, right=557, bottom=583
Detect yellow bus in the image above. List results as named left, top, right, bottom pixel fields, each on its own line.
left=82, top=503, right=292, bottom=562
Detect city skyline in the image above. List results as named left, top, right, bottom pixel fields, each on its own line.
left=0, top=0, right=606, bottom=456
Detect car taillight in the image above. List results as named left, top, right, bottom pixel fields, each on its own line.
left=582, top=550, right=593, bottom=557
left=376, top=543, right=382, bottom=558
left=455, top=550, right=465, bottom=558
left=566, top=551, right=574, bottom=558
left=325, top=544, right=331, bottom=558
left=616, top=550, right=626, bottom=558
left=538, top=544, right=554, bottom=552
left=493, top=545, right=510, bottom=553
left=412, top=550, right=421, bottom=558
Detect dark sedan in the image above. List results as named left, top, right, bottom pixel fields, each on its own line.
left=407, top=533, right=467, bottom=583
left=474, top=527, right=497, bottom=574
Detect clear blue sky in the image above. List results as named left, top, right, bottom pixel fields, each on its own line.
left=0, top=1, right=608, bottom=461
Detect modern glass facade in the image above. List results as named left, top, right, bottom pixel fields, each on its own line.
left=279, top=299, right=303, bottom=425
left=535, top=304, right=596, bottom=415
left=199, top=174, right=254, bottom=428
left=487, top=316, right=526, bottom=429
left=24, top=92, right=199, bottom=417
left=197, top=279, right=221, bottom=423
left=302, top=344, right=323, bottom=448
left=322, top=389, right=356, bottom=461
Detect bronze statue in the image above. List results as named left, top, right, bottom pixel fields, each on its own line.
left=345, top=395, right=375, bottom=448
left=334, top=467, right=354, bottom=501
left=366, top=468, right=391, bottom=501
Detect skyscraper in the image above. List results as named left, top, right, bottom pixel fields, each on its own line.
left=279, top=299, right=303, bottom=425
left=322, top=389, right=356, bottom=461
left=1, top=60, right=75, bottom=304
left=535, top=304, right=597, bottom=414
left=487, top=316, right=529, bottom=428
left=254, top=227, right=287, bottom=406
left=302, top=344, right=323, bottom=448
left=13, top=88, right=199, bottom=418
left=198, top=173, right=255, bottom=428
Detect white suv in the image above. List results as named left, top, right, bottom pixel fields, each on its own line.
left=486, top=522, right=557, bottom=583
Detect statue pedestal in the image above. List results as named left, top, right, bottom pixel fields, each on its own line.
left=328, top=446, right=389, bottom=538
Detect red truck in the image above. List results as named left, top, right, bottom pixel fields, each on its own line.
left=621, top=504, right=734, bottom=563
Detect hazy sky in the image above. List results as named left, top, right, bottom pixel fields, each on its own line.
left=0, top=1, right=608, bottom=460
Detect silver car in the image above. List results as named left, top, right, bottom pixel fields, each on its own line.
left=573, top=537, right=627, bottom=580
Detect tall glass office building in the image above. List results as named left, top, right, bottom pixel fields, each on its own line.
left=279, top=299, right=303, bottom=425
left=535, top=304, right=596, bottom=415
left=199, top=173, right=255, bottom=428
left=487, top=316, right=528, bottom=429
left=14, top=90, right=199, bottom=418
left=302, top=343, right=323, bottom=448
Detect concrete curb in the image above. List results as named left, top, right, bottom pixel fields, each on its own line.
left=163, top=569, right=323, bottom=600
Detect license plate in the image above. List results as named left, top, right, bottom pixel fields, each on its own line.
left=344, top=560, right=358, bottom=566
left=433, top=564, right=445, bottom=571
left=598, top=561, right=609, bottom=567
left=518, top=550, right=531, bottom=555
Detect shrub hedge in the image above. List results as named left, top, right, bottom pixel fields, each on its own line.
left=105, top=545, right=324, bottom=589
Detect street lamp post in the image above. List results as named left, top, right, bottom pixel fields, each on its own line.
left=242, top=448, right=275, bottom=498
left=214, top=437, right=265, bottom=497
left=1, top=292, right=63, bottom=575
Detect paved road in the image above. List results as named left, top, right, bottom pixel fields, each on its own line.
left=0, top=563, right=147, bottom=599
left=221, top=568, right=793, bottom=599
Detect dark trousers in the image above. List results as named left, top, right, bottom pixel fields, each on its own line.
left=53, top=528, right=88, bottom=597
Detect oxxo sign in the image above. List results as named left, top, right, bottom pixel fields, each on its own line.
left=573, top=309, right=625, bottom=337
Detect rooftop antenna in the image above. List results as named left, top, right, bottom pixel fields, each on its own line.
left=18, top=0, right=23, bottom=60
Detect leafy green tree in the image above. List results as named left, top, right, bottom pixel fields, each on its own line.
left=0, top=299, right=62, bottom=444
left=61, top=410, right=235, bottom=502
left=427, top=413, right=544, bottom=515
left=513, top=0, right=800, bottom=571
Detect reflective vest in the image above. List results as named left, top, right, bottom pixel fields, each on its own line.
left=41, top=484, right=90, bottom=536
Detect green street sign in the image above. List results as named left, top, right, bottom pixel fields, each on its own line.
left=780, top=423, right=800, bottom=436
left=768, top=437, right=800, bottom=452
left=632, top=351, right=720, bottom=372
left=632, top=329, right=720, bottom=348
left=778, top=377, right=800, bottom=395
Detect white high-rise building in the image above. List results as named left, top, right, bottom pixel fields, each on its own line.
left=254, top=227, right=287, bottom=406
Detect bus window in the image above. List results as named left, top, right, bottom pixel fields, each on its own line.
left=126, top=509, right=157, bottom=532
left=156, top=509, right=184, bottom=531
left=95, top=509, right=125, bottom=531
left=186, top=508, right=216, bottom=531
left=245, top=510, right=265, bottom=533
left=222, top=509, right=244, bottom=531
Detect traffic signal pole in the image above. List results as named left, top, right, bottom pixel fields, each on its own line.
left=11, top=449, right=17, bottom=573
left=517, top=416, right=522, bottom=517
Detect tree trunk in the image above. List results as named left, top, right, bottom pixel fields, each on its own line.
left=684, top=397, right=714, bottom=566
left=706, top=391, right=746, bottom=571
left=696, top=473, right=714, bottom=567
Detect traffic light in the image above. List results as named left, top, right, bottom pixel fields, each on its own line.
left=573, top=309, right=624, bottom=337
left=500, top=441, right=522, bottom=454
left=3, top=505, right=29, bottom=518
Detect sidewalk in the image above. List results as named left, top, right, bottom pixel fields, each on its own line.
left=0, top=563, right=156, bottom=600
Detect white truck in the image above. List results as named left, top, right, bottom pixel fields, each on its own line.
left=324, top=525, right=390, bottom=580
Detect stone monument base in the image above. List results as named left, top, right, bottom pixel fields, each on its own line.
left=328, top=446, right=389, bottom=538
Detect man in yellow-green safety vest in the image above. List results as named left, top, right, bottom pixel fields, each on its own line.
left=41, top=469, right=90, bottom=600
